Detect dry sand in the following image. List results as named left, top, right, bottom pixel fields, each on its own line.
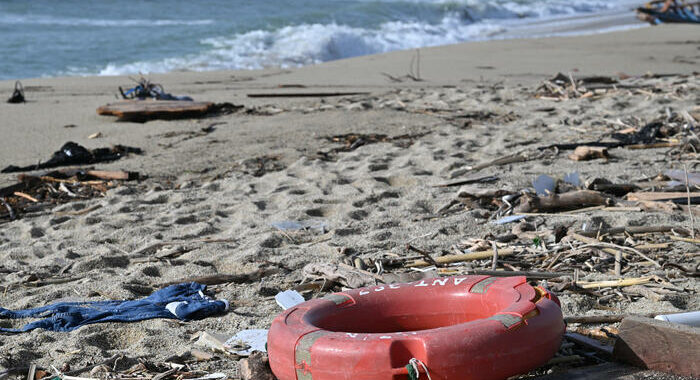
left=0, top=24, right=699, bottom=379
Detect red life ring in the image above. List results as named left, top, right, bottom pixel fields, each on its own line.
left=268, top=275, right=564, bottom=380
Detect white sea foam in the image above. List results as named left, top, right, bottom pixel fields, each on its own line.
left=67, top=0, right=644, bottom=77
left=0, top=14, right=213, bottom=27
left=96, top=15, right=506, bottom=76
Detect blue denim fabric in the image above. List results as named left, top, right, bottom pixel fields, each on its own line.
left=0, top=282, right=228, bottom=333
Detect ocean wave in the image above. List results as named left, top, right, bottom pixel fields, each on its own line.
left=96, top=15, right=503, bottom=76
left=0, top=14, right=213, bottom=27
left=64, top=0, right=642, bottom=77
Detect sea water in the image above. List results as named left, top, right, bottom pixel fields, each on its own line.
left=0, top=0, right=645, bottom=80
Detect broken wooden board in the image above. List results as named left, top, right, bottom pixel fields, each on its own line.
left=240, top=351, right=275, bottom=380
left=613, top=316, right=700, bottom=377
left=97, top=100, right=214, bottom=122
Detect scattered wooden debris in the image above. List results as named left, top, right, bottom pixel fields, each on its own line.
left=316, top=132, right=429, bottom=160
left=0, top=169, right=139, bottom=221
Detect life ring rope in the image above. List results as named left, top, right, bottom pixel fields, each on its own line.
left=407, top=358, right=432, bottom=380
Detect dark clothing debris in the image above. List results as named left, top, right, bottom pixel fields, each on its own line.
left=0, top=282, right=228, bottom=333
left=1, top=142, right=142, bottom=173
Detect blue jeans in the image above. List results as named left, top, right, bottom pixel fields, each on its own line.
left=0, top=282, right=228, bottom=333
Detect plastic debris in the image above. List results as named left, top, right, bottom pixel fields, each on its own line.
left=491, top=215, right=528, bottom=225
left=275, top=290, right=305, bottom=310
left=533, top=175, right=556, bottom=196
left=563, top=172, right=581, bottom=187
left=195, top=331, right=229, bottom=353
left=270, top=219, right=328, bottom=233
left=224, top=329, right=268, bottom=356
left=654, top=311, right=700, bottom=327
left=190, top=373, right=227, bottom=380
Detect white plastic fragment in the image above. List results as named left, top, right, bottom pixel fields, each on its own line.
left=195, top=331, right=229, bottom=352
left=189, top=373, right=227, bottom=380
left=491, top=215, right=527, bottom=225
left=654, top=311, right=700, bottom=327
left=275, top=290, right=305, bottom=310
left=224, top=329, right=269, bottom=356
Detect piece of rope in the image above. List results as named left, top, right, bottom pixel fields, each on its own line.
left=406, top=358, right=432, bottom=380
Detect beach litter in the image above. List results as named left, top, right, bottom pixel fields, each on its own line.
left=6, top=80, right=24, bottom=103
left=97, top=101, right=243, bottom=122
left=240, top=351, right=275, bottom=380
left=27, top=355, right=232, bottom=380
left=270, top=220, right=328, bottom=233
left=654, top=310, right=700, bottom=327
left=0, top=283, right=228, bottom=333
left=613, top=316, right=699, bottom=377
left=0, top=72, right=697, bottom=380
left=1, top=141, right=142, bottom=173
left=0, top=168, right=139, bottom=222
left=274, top=290, right=304, bottom=309
left=223, top=329, right=268, bottom=356
left=316, top=132, right=430, bottom=160
left=637, top=0, right=700, bottom=25
left=119, top=76, right=193, bottom=101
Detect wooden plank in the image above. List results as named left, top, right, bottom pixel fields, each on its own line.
left=247, top=91, right=369, bottom=98
left=97, top=100, right=214, bottom=121
left=626, top=192, right=700, bottom=204
left=613, top=316, right=700, bottom=377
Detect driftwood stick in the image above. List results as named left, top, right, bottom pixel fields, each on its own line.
left=13, top=191, right=38, bottom=202
left=565, top=314, right=626, bottom=324
left=464, top=269, right=572, bottom=279
left=406, top=244, right=439, bottom=267
left=85, top=170, right=139, bottom=181
left=515, top=190, right=610, bottom=213
left=247, top=92, right=370, bottom=98
left=467, top=151, right=534, bottom=171
left=432, top=175, right=498, bottom=188
left=575, top=225, right=691, bottom=237
left=490, top=241, right=498, bottom=270
left=158, top=268, right=278, bottom=288
left=406, top=248, right=516, bottom=268
left=576, top=277, right=652, bottom=289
